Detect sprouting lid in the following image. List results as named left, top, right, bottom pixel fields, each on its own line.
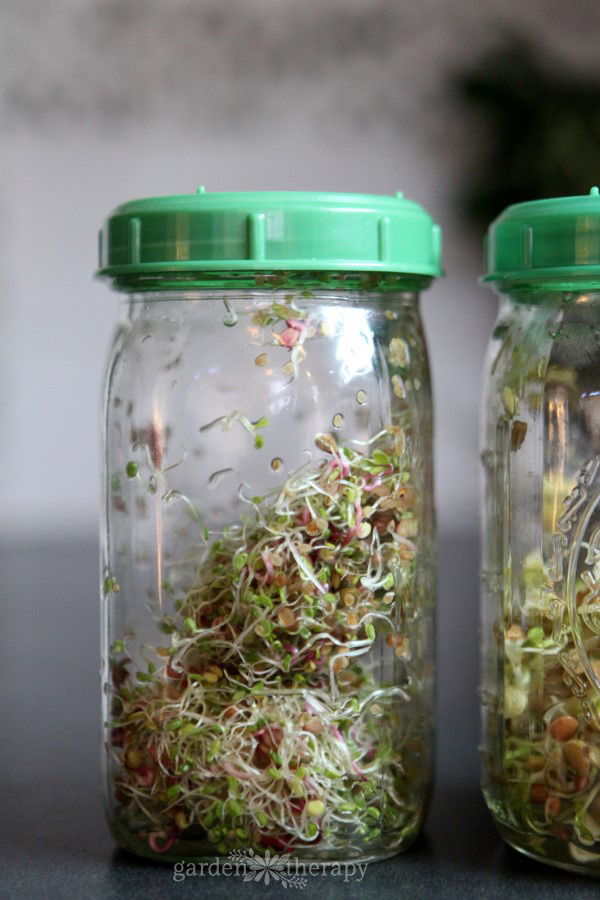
left=484, top=187, right=600, bottom=285
left=97, top=188, right=442, bottom=280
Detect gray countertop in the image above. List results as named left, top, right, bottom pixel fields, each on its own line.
left=1, top=536, right=598, bottom=899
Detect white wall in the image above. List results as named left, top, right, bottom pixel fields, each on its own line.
left=1, top=0, right=597, bottom=540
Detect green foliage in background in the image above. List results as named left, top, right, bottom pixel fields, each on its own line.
left=455, top=35, right=600, bottom=226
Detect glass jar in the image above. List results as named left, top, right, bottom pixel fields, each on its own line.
left=481, top=190, right=600, bottom=874
left=98, top=190, right=441, bottom=863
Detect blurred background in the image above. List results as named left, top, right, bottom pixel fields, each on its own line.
left=4, top=1, right=600, bottom=889
left=2, top=0, right=600, bottom=544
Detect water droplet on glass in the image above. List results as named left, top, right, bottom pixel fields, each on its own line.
left=332, top=413, right=344, bottom=429
left=270, top=457, right=283, bottom=472
left=356, top=390, right=367, bottom=405
left=255, top=353, right=268, bottom=367
left=208, top=468, right=235, bottom=489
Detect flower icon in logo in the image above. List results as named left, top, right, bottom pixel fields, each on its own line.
left=246, top=849, right=286, bottom=885
left=229, top=848, right=307, bottom=889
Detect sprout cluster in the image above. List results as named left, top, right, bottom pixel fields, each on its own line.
left=489, top=555, right=600, bottom=867
left=109, top=427, right=423, bottom=857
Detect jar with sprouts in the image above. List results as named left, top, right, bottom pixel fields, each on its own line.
left=98, top=188, right=441, bottom=863
left=481, top=190, right=600, bottom=874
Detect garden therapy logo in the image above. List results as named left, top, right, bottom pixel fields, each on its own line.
left=232, top=849, right=306, bottom=888
left=172, top=849, right=369, bottom=886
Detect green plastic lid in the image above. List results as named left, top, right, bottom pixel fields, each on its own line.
left=484, top=187, right=600, bottom=286
left=97, top=188, right=441, bottom=281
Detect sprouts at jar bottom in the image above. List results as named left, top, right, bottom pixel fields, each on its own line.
left=107, top=817, right=426, bottom=865
left=105, top=427, right=431, bottom=863
left=482, top=550, right=600, bottom=873
left=483, top=688, right=600, bottom=876
left=488, top=817, right=600, bottom=876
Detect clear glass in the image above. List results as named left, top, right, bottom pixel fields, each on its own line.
left=481, top=288, right=600, bottom=875
left=101, top=283, right=435, bottom=863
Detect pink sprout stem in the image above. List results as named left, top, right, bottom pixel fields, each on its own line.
left=278, top=327, right=300, bottom=348
left=354, top=499, right=363, bottom=527
left=351, top=760, right=368, bottom=781
left=136, top=766, right=155, bottom=787
left=224, top=762, right=254, bottom=781
left=363, top=475, right=381, bottom=490
left=149, top=831, right=176, bottom=853
left=261, top=551, right=274, bottom=581
left=330, top=724, right=345, bottom=743
left=343, top=527, right=357, bottom=546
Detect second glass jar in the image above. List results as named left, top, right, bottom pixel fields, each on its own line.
left=481, top=191, right=600, bottom=875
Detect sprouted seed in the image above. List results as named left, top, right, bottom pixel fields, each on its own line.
left=200, top=411, right=269, bottom=451
left=388, top=338, right=409, bottom=368
left=223, top=300, right=238, bottom=327
left=249, top=302, right=315, bottom=380
left=208, top=469, right=236, bottom=489
left=510, top=420, right=527, bottom=451
left=391, top=376, right=406, bottom=399
left=109, top=427, right=424, bottom=857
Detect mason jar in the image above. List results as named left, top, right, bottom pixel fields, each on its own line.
left=481, top=189, right=600, bottom=874
left=97, top=189, right=441, bottom=863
